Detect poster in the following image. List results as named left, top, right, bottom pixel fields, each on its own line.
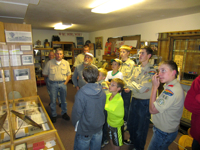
left=95, top=37, right=103, bottom=49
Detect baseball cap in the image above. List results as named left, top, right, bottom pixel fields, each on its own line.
left=111, top=58, right=122, bottom=65
left=85, top=52, right=94, bottom=58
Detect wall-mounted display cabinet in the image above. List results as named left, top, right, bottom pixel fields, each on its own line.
left=33, top=48, right=53, bottom=81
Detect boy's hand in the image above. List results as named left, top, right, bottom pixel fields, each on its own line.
left=124, top=88, right=130, bottom=93
left=76, top=86, right=80, bottom=91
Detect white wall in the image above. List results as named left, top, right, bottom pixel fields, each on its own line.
left=89, top=13, right=200, bottom=61
left=32, top=29, right=89, bottom=47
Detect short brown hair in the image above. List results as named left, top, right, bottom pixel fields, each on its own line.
left=98, top=68, right=107, bottom=77
left=111, top=78, right=125, bottom=93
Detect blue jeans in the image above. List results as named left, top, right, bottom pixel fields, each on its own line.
left=147, top=126, right=178, bottom=150
left=121, top=89, right=132, bottom=123
left=74, top=130, right=102, bottom=150
left=192, top=139, right=200, bottom=150
left=49, top=80, right=67, bottom=117
left=46, top=77, right=61, bottom=103
left=127, top=98, right=150, bottom=150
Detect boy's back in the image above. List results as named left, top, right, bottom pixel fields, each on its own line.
left=72, top=82, right=106, bottom=135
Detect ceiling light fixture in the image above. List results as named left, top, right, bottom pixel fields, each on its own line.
left=54, top=23, right=72, bottom=30
left=91, top=0, right=144, bottom=14
left=0, top=1, right=28, bottom=6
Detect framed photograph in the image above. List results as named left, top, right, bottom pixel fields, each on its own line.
left=76, top=37, right=84, bottom=48
left=95, top=37, right=103, bottom=49
left=13, top=68, right=30, bottom=81
left=0, top=70, right=10, bottom=82
left=15, top=143, right=27, bottom=150
left=5, top=31, right=32, bottom=43
left=21, top=55, right=33, bottom=65
left=20, top=45, right=32, bottom=51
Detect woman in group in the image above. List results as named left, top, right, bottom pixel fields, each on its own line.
left=148, top=60, right=185, bottom=150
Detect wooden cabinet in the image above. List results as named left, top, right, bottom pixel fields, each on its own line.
left=33, top=48, right=53, bottom=85
left=51, top=41, right=74, bottom=66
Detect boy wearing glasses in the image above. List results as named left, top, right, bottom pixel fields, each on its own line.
left=105, top=78, right=125, bottom=150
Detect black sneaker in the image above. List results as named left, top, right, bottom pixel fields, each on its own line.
left=62, top=113, right=70, bottom=121
left=124, top=139, right=134, bottom=145
left=59, top=103, right=61, bottom=107
left=51, top=117, right=57, bottom=123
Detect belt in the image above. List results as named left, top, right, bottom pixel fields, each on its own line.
left=49, top=80, right=65, bottom=84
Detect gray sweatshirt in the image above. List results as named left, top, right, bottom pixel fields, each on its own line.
left=72, top=82, right=106, bottom=135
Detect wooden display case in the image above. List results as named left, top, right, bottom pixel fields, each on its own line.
left=0, top=22, right=64, bottom=150
left=0, top=96, right=64, bottom=150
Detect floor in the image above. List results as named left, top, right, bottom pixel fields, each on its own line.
left=37, top=82, right=184, bottom=150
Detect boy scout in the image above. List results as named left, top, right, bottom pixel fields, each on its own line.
left=124, top=46, right=156, bottom=150
left=43, top=48, right=71, bottom=123
left=119, top=45, right=135, bottom=128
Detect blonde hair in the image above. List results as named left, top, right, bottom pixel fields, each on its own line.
left=119, top=45, right=131, bottom=52
left=98, top=68, right=108, bottom=77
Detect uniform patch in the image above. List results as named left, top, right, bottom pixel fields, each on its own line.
left=144, top=71, right=147, bottom=75
left=168, top=85, right=174, bottom=87
left=162, top=94, right=168, bottom=100
left=148, top=71, right=156, bottom=75
left=157, top=99, right=165, bottom=106
left=163, top=89, right=174, bottom=96
left=149, top=79, right=152, bottom=82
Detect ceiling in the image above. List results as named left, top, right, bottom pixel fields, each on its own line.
left=1, top=0, right=200, bottom=32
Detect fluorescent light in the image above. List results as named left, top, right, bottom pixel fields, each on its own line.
left=0, top=1, right=28, bottom=6
left=0, top=16, right=24, bottom=19
left=91, top=0, right=144, bottom=14
left=54, top=23, right=72, bottom=30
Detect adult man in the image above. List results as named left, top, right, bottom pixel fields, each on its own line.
left=43, top=48, right=71, bottom=123
left=44, top=51, right=61, bottom=107
left=119, top=45, right=135, bottom=128
left=72, top=52, right=95, bottom=90
left=73, top=44, right=90, bottom=68
left=124, top=46, right=156, bottom=150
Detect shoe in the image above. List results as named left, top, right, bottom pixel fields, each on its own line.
left=62, top=113, right=70, bottom=120
left=101, top=140, right=109, bottom=148
left=124, top=139, right=134, bottom=145
left=59, top=103, right=61, bottom=107
left=51, top=117, right=57, bottom=123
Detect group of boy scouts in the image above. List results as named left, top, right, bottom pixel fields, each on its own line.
left=42, top=44, right=191, bottom=150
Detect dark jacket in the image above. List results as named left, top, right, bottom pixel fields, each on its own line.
left=72, top=82, right=106, bottom=135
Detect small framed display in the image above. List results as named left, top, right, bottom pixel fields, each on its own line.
left=13, top=68, right=30, bottom=81
left=20, top=45, right=32, bottom=51
left=15, top=143, right=27, bottom=150
left=21, top=55, right=33, bottom=65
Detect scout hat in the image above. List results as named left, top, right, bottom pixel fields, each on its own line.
left=111, top=58, right=122, bottom=65
left=119, top=45, right=132, bottom=51
left=85, top=52, right=94, bottom=58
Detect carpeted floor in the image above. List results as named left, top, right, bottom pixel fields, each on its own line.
left=37, top=82, right=183, bottom=150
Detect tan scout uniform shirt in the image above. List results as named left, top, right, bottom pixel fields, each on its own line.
left=73, top=53, right=85, bottom=67
left=153, top=79, right=185, bottom=133
left=119, top=58, right=135, bottom=87
left=43, top=58, right=71, bottom=81
left=126, top=63, right=156, bottom=99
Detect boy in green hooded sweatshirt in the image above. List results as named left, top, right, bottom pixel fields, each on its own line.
left=105, top=78, right=125, bottom=150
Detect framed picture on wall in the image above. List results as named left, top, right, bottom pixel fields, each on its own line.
left=76, top=37, right=84, bottom=48
left=95, top=37, right=103, bottom=49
